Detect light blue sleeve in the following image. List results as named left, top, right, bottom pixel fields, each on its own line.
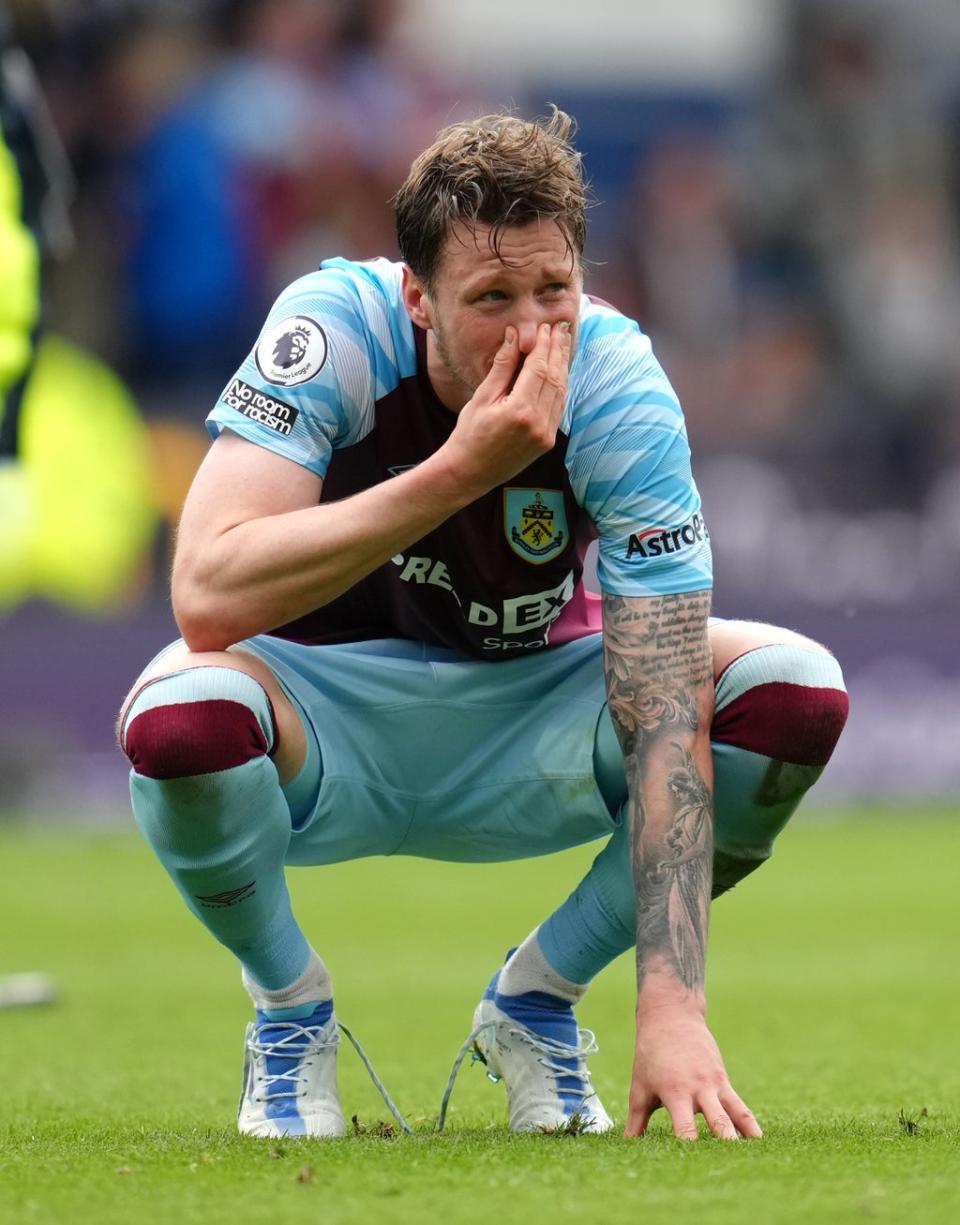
left=564, top=304, right=712, bottom=597
left=205, top=258, right=415, bottom=479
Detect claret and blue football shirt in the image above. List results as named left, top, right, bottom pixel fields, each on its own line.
left=207, top=257, right=711, bottom=659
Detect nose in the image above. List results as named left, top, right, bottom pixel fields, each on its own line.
left=512, top=312, right=542, bottom=355
left=514, top=291, right=573, bottom=355
left=511, top=297, right=574, bottom=354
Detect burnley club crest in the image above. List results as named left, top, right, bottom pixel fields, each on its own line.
left=504, top=488, right=569, bottom=565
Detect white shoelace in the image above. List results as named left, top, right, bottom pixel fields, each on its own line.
left=249, top=1020, right=340, bottom=1102
left=436, top=1020, right=600, bottom=1132
left=249, top=1018, right=411, bottom=1134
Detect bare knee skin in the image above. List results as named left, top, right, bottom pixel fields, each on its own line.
left=119, top=643, right=307, bottom=784
left=709, top=619, right=833, bottom=682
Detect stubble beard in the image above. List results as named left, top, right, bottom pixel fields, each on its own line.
left=431, top=316, right=481, bottom=408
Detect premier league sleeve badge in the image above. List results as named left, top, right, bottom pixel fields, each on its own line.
left=255, top=316, right=328, bottom=387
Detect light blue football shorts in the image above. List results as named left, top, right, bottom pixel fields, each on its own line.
left=237, top=633, right=621, bottom=867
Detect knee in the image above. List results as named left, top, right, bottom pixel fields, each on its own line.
left=119, top=665, right=276, bottom=780
left=712, top=641, right=848, bottom=767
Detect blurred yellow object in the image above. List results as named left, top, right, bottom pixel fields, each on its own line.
left=0, top=455, right=33, bottom=606
left=0, top=333, right=158, bottom=612
left=0, top=124, right=39, bottom=398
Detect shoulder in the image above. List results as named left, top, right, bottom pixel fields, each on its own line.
left=206, top=257, right=416, bottom=477
left=577, top=294, right=651, bottom=353
left=565, top=294, right=683, bottom=447
left=271, top=256, right=404, bottom=313
left=567, top=296, right=677, bottom=408
left=258, top=257, right=417, bottom=393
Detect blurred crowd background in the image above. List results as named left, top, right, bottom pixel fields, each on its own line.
left=2, top=0, right=959, bottom=813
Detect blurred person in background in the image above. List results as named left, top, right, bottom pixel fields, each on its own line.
left=118, top=109, right=848, bottom=1142
left=0, top=1, right=155, bottom=1006
left=0, top=4, right=154, bottom=617
left=608, top=0, right=960, bottom=525
left=77, top=0, right=481, bottom=405
left=733, top=0, right=960, bottom=507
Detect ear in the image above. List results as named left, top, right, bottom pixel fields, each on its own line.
left=401, top=265, right=434, bottom=330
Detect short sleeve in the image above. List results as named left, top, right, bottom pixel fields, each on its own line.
left=564, top=304, right=712, bottom=597
left=205, top=258, right=414, bottom=479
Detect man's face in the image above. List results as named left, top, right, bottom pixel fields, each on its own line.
left=402, top=219, right=582, bottom=411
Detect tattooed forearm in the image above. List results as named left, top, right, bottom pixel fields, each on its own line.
left=602, top=592, right=714, bottom=996
left=602, top=593, right=712, bottom=753
left=633, top=746, right=712, bottom=990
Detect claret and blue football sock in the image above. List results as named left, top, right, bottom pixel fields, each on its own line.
left=707, top=643, right=849, bottom=894
left=533, top=823, right=632, bottom=991
left=530, top=643, right=849, bottom=990
left=121, top=666, right=319, bottom=996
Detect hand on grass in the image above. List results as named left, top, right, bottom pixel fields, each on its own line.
left=626, top=1005, right=763, bottom=1141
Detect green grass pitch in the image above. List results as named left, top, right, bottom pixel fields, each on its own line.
left=1, top=810, right=957, bottom=1224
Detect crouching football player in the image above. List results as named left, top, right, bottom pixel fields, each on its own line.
left=119, top=110, right=847, bottom=1140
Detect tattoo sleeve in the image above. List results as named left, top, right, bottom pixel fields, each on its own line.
left=602, top=591, right=714, bottom=997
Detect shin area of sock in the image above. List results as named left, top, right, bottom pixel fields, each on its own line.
left=123, top=667, right=311, bottom=990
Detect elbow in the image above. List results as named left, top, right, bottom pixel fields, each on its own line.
left=172, top=575, right=242, bottom=654
left=179, top=620, right=237, bottom=656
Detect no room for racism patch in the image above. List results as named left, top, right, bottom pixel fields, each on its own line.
left=222, top=379, right=300, bottom=435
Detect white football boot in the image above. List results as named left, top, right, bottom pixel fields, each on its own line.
left=438, top=976, right=614, bottom=1133
left=238, top=1005, right=347, bottom=1138
left=472, top=996, right=615, bottom=1133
